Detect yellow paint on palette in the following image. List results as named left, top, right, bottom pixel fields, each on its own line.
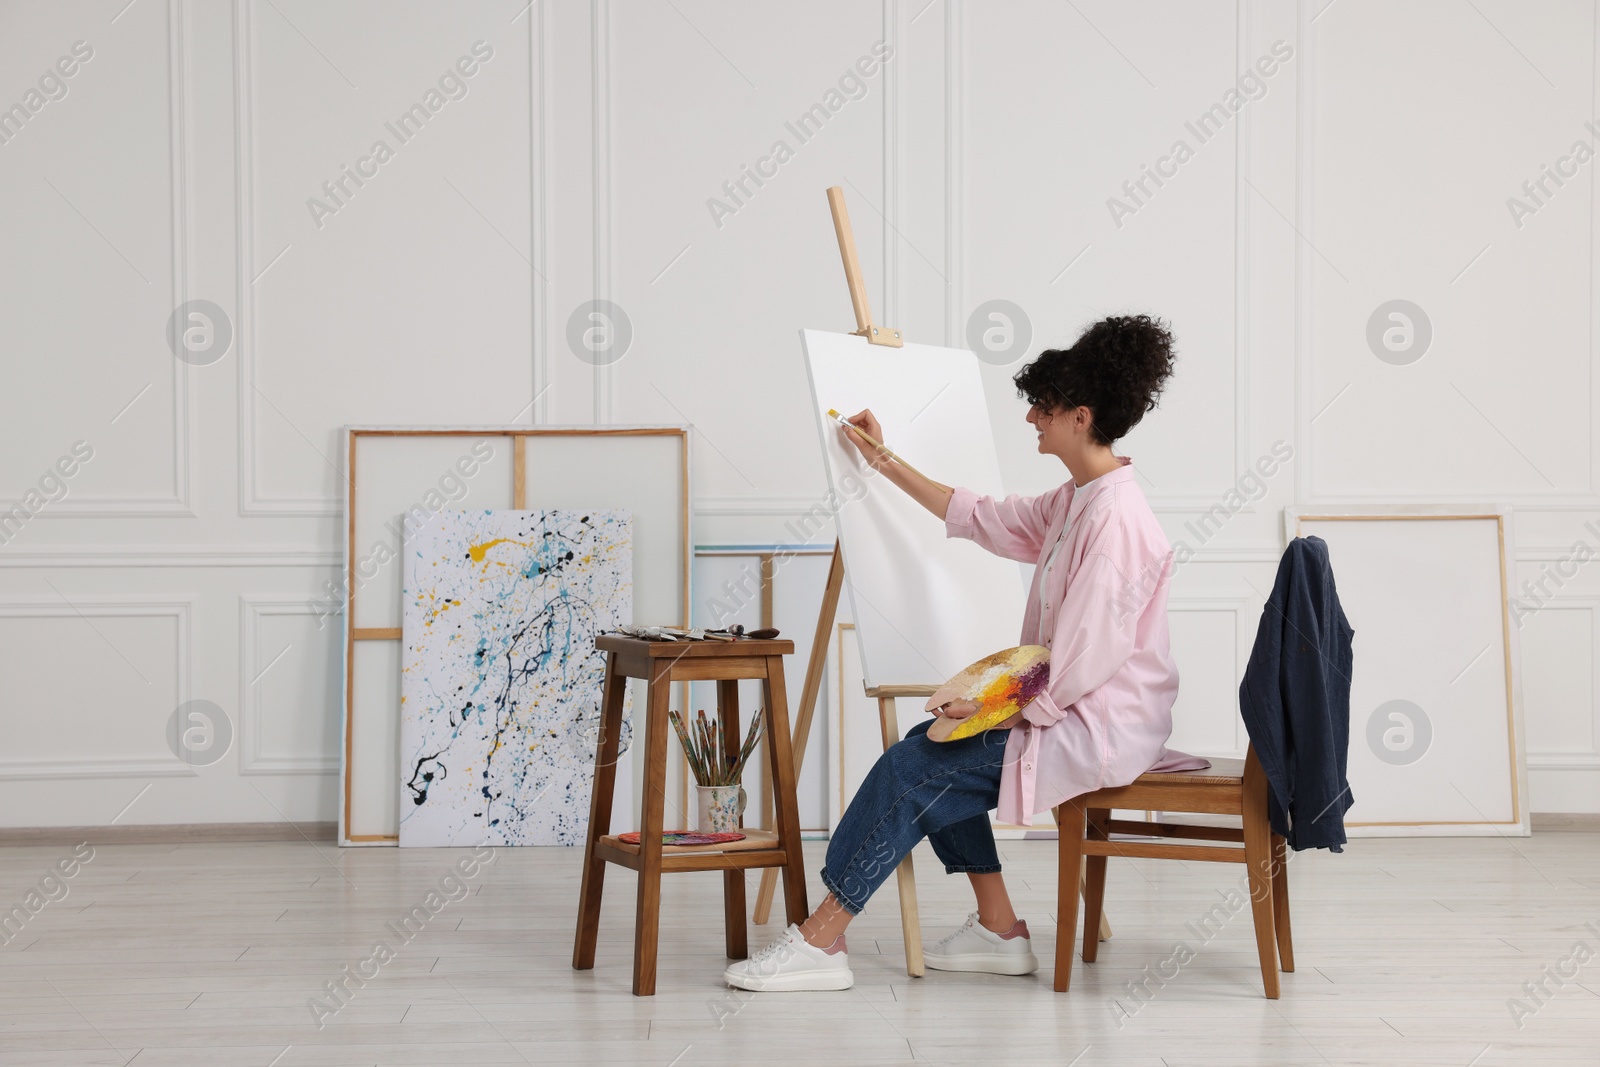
left=924, top=645, right=1051, bottom=742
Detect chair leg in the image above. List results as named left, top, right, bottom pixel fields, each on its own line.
left=1080, top=808, right=1109, bottom=963
left=716, top=680, right=748, bottom=960
left=1054, top=800, right=1087, bottom=992
left=1272, top=833, right=1294, bottom=972
left=1242, top=754, right=1281, bottom=999
left=573, top=655, right=627, bottom=971
left=877, top=696, right=924, bottom=977
left=1054, top=807, right=1112, bottom=942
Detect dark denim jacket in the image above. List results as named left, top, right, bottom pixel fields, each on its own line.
left=1239, top=535, right=1355, bottom=852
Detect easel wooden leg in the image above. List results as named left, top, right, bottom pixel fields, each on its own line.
left=878, top=696, right=924, bottom=977
left=717, top=678, right=747, bottom=960
left=754, top=542, right=844, bottom=924
left=573, top=654, right=626, bottom=971
left=631, top=664, right=672, bottom=997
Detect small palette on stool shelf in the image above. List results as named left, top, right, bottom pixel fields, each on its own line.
left=616, top=831, right=747, bottom=847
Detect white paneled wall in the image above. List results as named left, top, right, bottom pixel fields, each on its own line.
left=0, top=0, right=1596, bottom=828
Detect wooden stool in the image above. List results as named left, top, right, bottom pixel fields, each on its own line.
left=571, top=634, right=810, bottom=996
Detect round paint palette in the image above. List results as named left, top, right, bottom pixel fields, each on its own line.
left=924, top=645, right=1051, bottom=742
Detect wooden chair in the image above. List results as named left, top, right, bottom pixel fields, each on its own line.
left=1053, top=744, right=1294, bottom=998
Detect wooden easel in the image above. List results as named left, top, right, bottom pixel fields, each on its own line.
left=749, top=188, right=1109, bottom=977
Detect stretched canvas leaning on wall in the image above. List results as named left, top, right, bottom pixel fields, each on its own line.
left=399, top=509, right=633, bottom=847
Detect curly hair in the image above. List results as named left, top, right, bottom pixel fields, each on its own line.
left=1011, top=314, right=1176, bottom=445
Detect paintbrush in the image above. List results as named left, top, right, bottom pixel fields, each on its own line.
left=672, top=707, right=767, bottom=786
left=697, top=710, right=716, bottom=782
left=668, top=710, right=707, bottom=784
left=825, top=409, right=929, bottom=480
left=726, top=712, right=764, bottom=784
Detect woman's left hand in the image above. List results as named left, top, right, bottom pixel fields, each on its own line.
left=935, top=699, right=980, bottom=720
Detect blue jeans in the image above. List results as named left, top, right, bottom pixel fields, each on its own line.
left=820, top=719, right=1011, bottom=915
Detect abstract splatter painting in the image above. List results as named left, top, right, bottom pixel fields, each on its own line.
left=399, top=509, right=632, bottom=847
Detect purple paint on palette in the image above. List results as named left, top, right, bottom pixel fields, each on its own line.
left=1015, top=658, right=1051, bottom=701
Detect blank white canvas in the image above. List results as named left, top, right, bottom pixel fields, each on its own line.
left=1292, top=512, right=1528, bottom=836
left=801, top=330, right=1026, bottom=690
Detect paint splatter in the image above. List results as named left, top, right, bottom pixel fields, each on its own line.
left=399, top=509, right=632, bottom=846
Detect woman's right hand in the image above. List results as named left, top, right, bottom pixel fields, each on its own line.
left=841, top=406, right=957, bottom=519
left=842, top=409, right=886, bottom=468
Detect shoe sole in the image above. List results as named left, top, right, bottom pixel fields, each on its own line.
left=923, top=952, right=1039, bottom=976
left=723, top=969, right=854, bottom=992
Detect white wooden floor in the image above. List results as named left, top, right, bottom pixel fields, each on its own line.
left=0, top=832, right=1597, bottom=1066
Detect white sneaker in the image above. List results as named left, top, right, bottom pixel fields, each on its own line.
left=723, top=924, right=854, bottom=992
left=924, top=912, right=1039, bottom=975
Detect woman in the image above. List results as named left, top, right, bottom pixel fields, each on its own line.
left=725, top=314, right=1206, bottom=992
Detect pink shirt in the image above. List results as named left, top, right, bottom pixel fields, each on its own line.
left=944, top=456, right=1208, bottom=824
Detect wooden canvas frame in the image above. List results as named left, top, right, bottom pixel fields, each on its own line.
left=692, top=545, right=835, bottom=834
left=339, top=426, right=691, bottom=846
left=1285, top=505, right=1530, bottom=836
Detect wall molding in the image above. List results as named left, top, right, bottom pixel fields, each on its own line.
left=881, top=0, right=900, bottom=328
left=943, top=0, right=962, bottom=348
left=950, top=2, right=1256, bottom=513
left=232, top=0, right=308, bottom=516
left=233, top=1, right=549, bottom=514
left=697, top=493, right=1286, bottom=560
left=1143, top=0, right=1258, bottom=512
left=530, top=0, right=550, bottom=426
left=0, top=759, right=194, bottom=781
left=592, top=0, right=612, bottom=426
left=14, top=0, right=193, bottom=517
left=0, top=597, right=194, bottom=782
left=1292, top=0, right=1314, bottom=512
left=1517, top=595, right=1600, bottom=765
left=1231, top=0, right=1256, bottom=521
left=1292, top=0, right=1600, bottom=510
left=1530, top=812, right=1600, bottom=830
left=0, top=546, right=340, bottom=568
left=0, top=821, right=335, bottom=845
left=1168, top=594, right=1257, bottom=754
left=239, top=596, right=339, bottom=775
left=695, top=494, right=837, bottom=518
left=1529, top=755, right=1600, bottom=770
